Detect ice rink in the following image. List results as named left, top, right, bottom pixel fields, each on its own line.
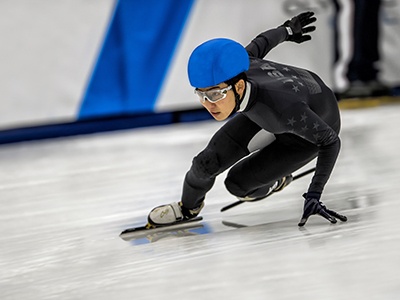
left=1, top=101, right=400, bottom=300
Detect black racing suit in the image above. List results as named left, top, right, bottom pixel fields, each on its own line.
left=181, top=27, right=341, bottom=209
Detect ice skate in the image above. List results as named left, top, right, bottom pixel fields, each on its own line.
left=238, top=174, right=294, bottom=202
left=119, top=202, right=204, bottom=240
left=272, top=174, right=293, bottom=193
left=147, top=201, right=204, bottom=227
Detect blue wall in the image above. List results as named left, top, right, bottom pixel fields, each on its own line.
left=79, top=0, right=195, bottom=119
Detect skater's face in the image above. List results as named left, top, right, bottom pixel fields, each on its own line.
left=195, top=80, right=245, bottom=121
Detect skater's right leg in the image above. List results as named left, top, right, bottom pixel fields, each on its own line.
left=148, top=114, right=263, bottom=226
left=180, top=114, right=263, bottom=209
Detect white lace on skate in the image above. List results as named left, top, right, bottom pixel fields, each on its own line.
left=237, top=183, right=277, bottom=202
left=148, top=202, right=183, bottom=226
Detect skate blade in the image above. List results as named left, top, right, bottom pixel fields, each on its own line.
left=119, top=216, right=203, bottom=241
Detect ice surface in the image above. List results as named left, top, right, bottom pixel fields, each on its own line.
left=1, top=104, right=399, bottom=300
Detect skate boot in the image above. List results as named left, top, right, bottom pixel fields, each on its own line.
left=148, top=201, right=204, bottom=227
left=272, top=174, right=293, bottom=193
left=237, top=174, right=293, bottom=202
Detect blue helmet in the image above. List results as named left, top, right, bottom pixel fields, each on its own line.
left=187, top=38, right=249, bottom=88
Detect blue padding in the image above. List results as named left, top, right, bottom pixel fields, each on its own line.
left=0, top=110, right=212, bottom=145
left=79, top=0, right=195, bottom=119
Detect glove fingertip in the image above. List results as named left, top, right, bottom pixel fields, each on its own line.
left=296, top=36, right=311, bottom=44
left=298, top=218, right=308, bottom=227
left=304, top=11, right=315, bottom=19
left=303, top=26, right=316, bottom=33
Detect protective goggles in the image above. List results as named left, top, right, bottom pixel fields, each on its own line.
left=194, top=85, right=232, bottom=103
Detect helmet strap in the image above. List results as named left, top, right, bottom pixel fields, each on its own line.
left=228, top=84, right=245, bottom=117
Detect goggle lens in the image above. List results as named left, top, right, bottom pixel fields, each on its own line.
left=195, top=86, right=232, bottom=103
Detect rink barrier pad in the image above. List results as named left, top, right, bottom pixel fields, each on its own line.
left=0, top=96, right=399, bottom=145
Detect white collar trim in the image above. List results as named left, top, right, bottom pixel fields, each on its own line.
left=238, top=82, right=251, bottom=112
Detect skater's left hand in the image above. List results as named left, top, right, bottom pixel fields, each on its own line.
left=281, top=11, right=317, bottom=44
left=298, top=193, right=347, bottom=226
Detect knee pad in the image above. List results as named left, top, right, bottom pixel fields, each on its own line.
left=224, top=173, right=246, bottom=197
left=191, top=149, right=221, bottom=179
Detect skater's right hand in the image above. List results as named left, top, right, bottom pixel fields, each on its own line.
left=298, top=193, right=347, bottom=226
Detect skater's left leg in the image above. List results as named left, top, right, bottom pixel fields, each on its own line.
left=225, top=134, right=318, bottom=199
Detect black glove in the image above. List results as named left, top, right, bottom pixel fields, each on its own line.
left=298, top=192, right=347, bottom=226
left=281, top=11, right=317, bottom=43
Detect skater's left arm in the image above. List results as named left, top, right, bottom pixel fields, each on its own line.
left=281, top=102, right=340, bottom=196
left=245, top=11, right=317, bottom=59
